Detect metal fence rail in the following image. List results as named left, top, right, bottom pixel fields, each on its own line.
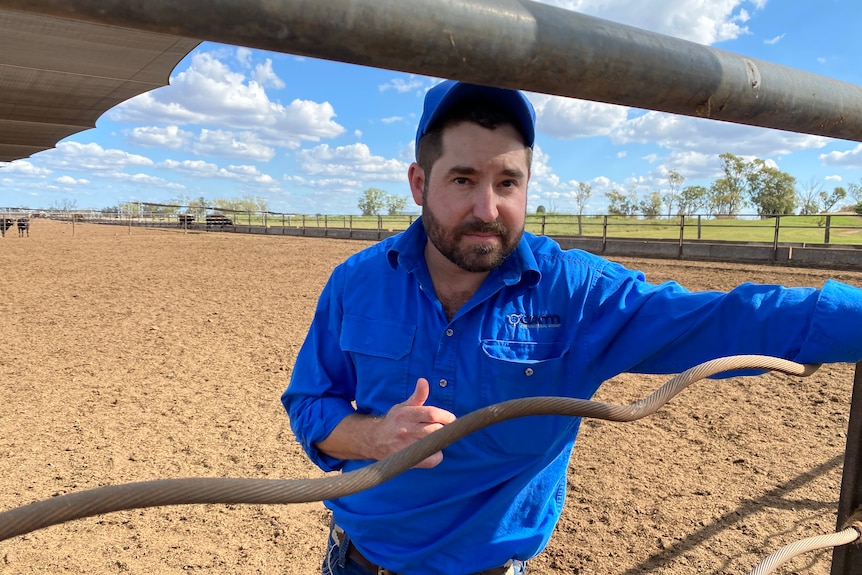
left=3, top=0, right=862, bottom=142
left=29, top=209, right=862, bottom=269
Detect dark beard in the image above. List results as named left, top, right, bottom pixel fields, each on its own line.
left=421, top=199, right=522, bottom=273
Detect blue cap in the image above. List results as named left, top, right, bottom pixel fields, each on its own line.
left=415, top=80, right=536, bottom=155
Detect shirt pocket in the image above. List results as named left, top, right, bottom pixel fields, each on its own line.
left=477, top=339, right=577, bottom=457
left=341, top=315, right=416, bottom=412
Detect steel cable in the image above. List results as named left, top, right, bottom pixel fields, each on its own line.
left=746, top=526, right=861, bottom=575
left=0, top=354, right=819, bottom=542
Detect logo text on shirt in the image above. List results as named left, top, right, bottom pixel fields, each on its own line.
left=507, top=313, right=562, bottom=328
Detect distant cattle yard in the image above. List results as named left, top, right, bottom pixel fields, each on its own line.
left=17, top=210, right=862, bottom=268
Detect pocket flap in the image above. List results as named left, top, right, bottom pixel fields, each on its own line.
left=341, top=315, right=416, bottom=359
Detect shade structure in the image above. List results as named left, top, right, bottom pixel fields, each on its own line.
left=0, top=8, right=199, bottom=162
left=2, top=0, right=862, bottom=146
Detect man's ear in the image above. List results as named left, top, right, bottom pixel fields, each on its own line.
left=408, top=163, right=425, bottom=206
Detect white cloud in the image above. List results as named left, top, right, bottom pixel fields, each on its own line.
left=159, top=158, right=221, bottom=176
left=47, top=142, right=154, bottom=172
left=538, top=0, right=765, bottom=45
left=159, top=158, right=277, bottom=184
left=296, top=143, right=409, bottom=181
left=252, top=58, right=286, bottom=89
left=56, top=175, right=89, bottom=185
left=530, top=93, right=629, bottom=139
left=126, top=125, right=193, bottom=149
left=764, top=33, right=785, bottom=45
left=825, top=175, right=842, bottom=182
left=0, top=160, right=51, bottom=176
left=191, top=129, right=276, bottom=161
left=379, top=76, right=428, bottom=93
left=109, top=51, right=344, bottom=147
left=613, top=111, right=828, bottom=157
left=381, top=116, right=404, bottom=125
left=235, top=47, right=252, bottom=68
left=119, top=173, right=185, bottom=189
left=820, top=144, right=862, bottom=168
left=659, top=151, right=720, bottom=180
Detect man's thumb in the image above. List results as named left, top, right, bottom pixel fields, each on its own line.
left=404, top=377, right=430, bottom=406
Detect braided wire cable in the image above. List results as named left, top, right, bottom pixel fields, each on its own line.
left=747, top=526, right=860, bottom=575
left=0, top=355, right=818, bottom=543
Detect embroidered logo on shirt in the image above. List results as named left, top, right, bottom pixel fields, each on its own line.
left=507, top=313, right=562, bottom=328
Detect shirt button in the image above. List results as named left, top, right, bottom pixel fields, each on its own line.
left=438, top=379, right=448, bottom=388
left=524, top=368, right=534, bottom=376
left=445, top=328, right=454, bottom=337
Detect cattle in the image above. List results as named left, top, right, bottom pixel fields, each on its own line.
left=177, top=214, right=195, bottom=228
left=17, top=218, right=29, bottom=237
left=205, top=214, right=233, bottom=229
left=0, top=218, right=13, bottom=237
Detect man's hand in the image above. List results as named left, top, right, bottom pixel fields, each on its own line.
left=376, top=378, right=457, bottom=467
left=315, top=378, right=456, bottom=468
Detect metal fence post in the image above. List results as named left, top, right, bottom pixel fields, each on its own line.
left=825, top=215, right=832, bottom=244
left=772, top=215, right=781, bottom=261
left=830, top=362, right=862, bottom=575
left=602, top=215, right=608, bottom=253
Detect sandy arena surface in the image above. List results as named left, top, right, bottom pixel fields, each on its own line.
left=1, top=219, right=861, bottom=575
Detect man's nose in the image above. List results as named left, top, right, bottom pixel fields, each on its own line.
left=472, top=183, right=499, bottom=223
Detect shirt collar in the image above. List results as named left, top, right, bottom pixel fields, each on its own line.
left=387, top=217, right=541, bottom=288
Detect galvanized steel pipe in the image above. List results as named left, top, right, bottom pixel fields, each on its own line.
left=1, top=0, right=862, bottom=141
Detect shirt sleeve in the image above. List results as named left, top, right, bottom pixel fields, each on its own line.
left=584, top=261, right=862, bottom=381
left=281, top=267, right=356, bottom=472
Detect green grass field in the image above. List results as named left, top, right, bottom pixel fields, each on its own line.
left=117, top=212, right=862, bottom=246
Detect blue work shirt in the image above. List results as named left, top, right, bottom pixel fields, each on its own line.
left=282, top=218, right=862, bottom=575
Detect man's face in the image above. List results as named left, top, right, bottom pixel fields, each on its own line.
left=410, top=121, right=530, bottom=273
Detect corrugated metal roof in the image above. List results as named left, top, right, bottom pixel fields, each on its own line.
left=0, top=9, right=199, bottom=162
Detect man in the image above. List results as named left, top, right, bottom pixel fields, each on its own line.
left=282, top=80, right=862, bottom=575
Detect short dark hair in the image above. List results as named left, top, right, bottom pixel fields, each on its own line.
left=416, top=98, right=533, bottom=177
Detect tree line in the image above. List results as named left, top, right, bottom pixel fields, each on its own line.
left=109, top=194, right=269, bottom=216
left=538, top=152, right=862, bottom=220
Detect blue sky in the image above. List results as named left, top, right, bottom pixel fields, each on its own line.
left=2, top=0, right=861, bottom=215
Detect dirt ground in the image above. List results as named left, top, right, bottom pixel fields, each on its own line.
left=1, top=219, right=860, bottom=575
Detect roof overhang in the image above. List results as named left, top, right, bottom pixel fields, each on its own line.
left=0, top=8, right=199, bottom=162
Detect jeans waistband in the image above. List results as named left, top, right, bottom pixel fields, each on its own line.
left=330, top=523, right=524, bottom=575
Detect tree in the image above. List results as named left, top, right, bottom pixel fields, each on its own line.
left=678, top=185, right=709, bottom=216
left=638, top=190, right=663, bottom=219
left=708, top=178, right=738, bottom=216
left=745, top=159, right=797, bottom=217
left=574, top=182, right=592, bottom=235
left=708, top=153, right=748, bottom=216
left=52, top=198, right=78, bottom=212
left=574, top=182, right=592, bottom=217
left=663, top=170, right=684, bottom=218
left=848, top=179, right=862, bottom=204
left=535, top=205, right=546, bottom=214
left=385, top=195, right=408, bottom=215
left=797, top=178, right=823, bottom=216
left=819, top=186, right=847, bottom=214
left=606, top=187, right=638, bottom=217
left=210, top=194, right=268, bottom=214
left=358, top=188, right=387, bottom=216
